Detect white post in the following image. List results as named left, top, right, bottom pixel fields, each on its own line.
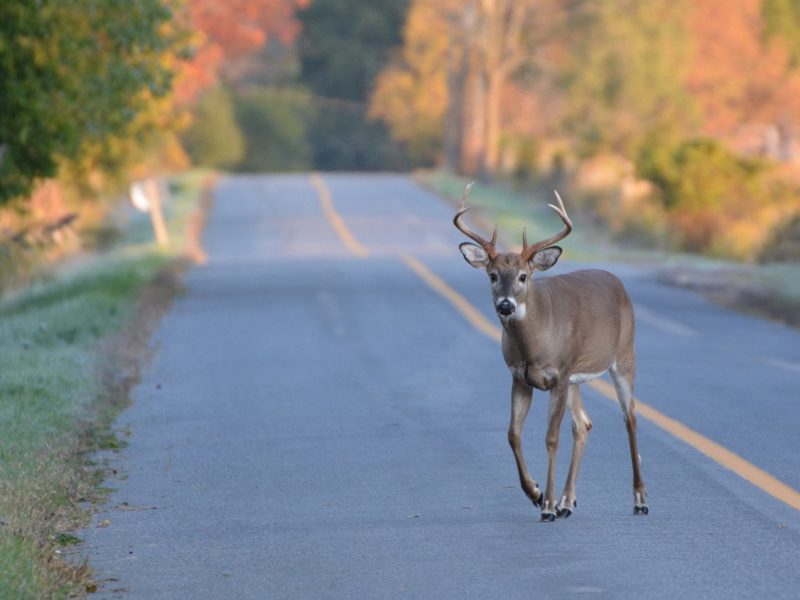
left=144, top=178, right=170, bottom=248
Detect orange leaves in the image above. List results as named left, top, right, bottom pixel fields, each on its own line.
left=177, top=0, right=310, bottom=104
left=687, top=0, right=800, bottom=139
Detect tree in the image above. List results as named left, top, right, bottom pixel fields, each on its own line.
left=175, top=0, right=310, bottom=104
left=370, top=0, right=548, bottom=176
left=0, top=0, right=179, bottom=205
left=368, top=2, right=452, bottom=166
left=297, top=0, right=410, bottom=170
left=687, top=0, right=800, bottom=158
left=636, top=137, right=767, bottom=252
left=234, top=87, right=314, bottom=172
left=466, top=0, right=539, bottom=176
left=181, top=87, right=245, bottom=169
left=763, top=0, right=800, bottom=67
left=558, top=0, right=695, bottom=158
left=298, top=0, right=408, bottom=102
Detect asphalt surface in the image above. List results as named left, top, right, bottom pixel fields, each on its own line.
left=81, top=173, right=800, bottom=599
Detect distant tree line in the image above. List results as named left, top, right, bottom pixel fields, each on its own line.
left=181, top=0, right=410, bottom=173
left=6, top=0, right=799, bottom=260
left=368, top=0, right=800, bottom=259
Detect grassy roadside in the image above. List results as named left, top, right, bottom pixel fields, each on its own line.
left=0, top=171, right=214, bottom=599
left=417, top=170, right=800, bottom=328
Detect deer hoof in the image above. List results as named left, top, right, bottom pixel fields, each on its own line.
left=557, top=496, right=576, bottom=518
left=529, top=488, right=544, bottom=508
left=540, top=512, right=556, bottom=522
left=541, top=499, right=557, bottom=521
left=633, top=491, right=648, bottom=515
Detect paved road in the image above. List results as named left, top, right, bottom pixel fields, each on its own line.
left=82, top=174, right=800, bottom=599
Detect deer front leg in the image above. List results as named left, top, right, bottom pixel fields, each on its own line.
left=557, top=384, right=592, bottom=518
left=542, top=383, right=569, bottom=521
left=508, top=378, right=543, bottom=508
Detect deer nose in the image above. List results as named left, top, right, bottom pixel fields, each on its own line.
left=497, top=299, right=515, bottom=316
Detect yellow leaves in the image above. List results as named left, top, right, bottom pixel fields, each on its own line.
left=368, top=1, right=450, bottom=148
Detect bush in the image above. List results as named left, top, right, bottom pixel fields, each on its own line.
left=308, top=107, right=409, bottom=171
left=636, top=137, right=767, bottom=253
left=759, top=212, right=800, bottom=263
left=510, top=135, right=541, bottom=185
left=233, top=88, right=315, bottom=172
left=181, top=87, right=245, bottom=170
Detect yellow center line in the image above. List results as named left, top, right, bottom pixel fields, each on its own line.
left=403, top=255, right=800, bottom=512
left=310, top=173, right=370, bottom=258
left=401, top=255, right=502, bottom=343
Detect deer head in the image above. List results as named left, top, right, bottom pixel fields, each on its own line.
left=454, top=184, right=572, bottom=320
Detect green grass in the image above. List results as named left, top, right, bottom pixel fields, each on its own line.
left=0, top=171, right=209, bottom=599
left=732, top=263, right=800, bottom=326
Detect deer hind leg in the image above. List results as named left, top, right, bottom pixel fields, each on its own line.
left=609, top=361, right=649, bottom=515
left=541, top=382, right=569, bottom=522
left=557, top=384, right=592, bottom=518
left=509, top=378, right=543, bottom=508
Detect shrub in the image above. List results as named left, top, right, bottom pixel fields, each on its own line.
left=510, top=135, right=541, bottom=185
left=759, top=212, right=800, bottom=263
left=232, top=87, right=315, bottom=172
left=636, top=137, right=767, bottom=253
left=181, top=87, right=245, bottom=170
left=308, top=106, right=409, bottom=171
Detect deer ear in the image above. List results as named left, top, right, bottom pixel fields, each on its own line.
left=530, top=246, right=562, bottom=271
left=459, top=242, right=491, bottom=269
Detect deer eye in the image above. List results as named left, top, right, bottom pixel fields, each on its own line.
left=489, top=272, right=499, bottom=283
left=518, top=273, right=528, bottom=283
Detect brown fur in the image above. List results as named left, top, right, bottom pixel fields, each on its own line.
left=461, top=247, right=648, bottom=519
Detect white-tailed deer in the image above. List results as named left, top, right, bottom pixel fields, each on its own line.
left=454, top=184, right=648, bottom=520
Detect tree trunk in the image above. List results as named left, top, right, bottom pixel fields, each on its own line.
left=483, top=70, right=503, bottom=178
left=462, top=68, right=486, bottom=176
left=444, top=19, right=466, bottom=172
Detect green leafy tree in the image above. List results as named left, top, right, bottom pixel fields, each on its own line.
left=0, top=0, right=179, bottom=205
left=298, top=0, right=408, bottom=102
left=234, top=87, right=313, bottom=172
left=763, top=0, right=800, bottom=66
left=297, top=0, right=410, bottom=170
left=182, top=87, right=245, bottom=169
left=559, top=0, right=696, bottom=158
left=637, top=137, right=767, bottom=252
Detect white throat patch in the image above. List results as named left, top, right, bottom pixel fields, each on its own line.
left=497, top=297, right=527, bottom=321
left=508, top=301, right=526, bottom=320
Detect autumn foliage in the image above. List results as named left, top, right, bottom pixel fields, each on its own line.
left=369, top=0, right=800, bottom=259
left=175, top=0, right=310, bottom=104
left=4, top=0, right=800, bottom=262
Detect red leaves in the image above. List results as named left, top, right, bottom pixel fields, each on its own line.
left=176, top=0, right=311, bottom=104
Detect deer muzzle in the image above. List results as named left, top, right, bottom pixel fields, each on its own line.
left=496, top=298, right=516, bottom=316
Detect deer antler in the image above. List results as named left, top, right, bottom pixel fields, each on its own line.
left=520, top=190, right=572, bottom=262
left=453, top=182, right=498, bottom=261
